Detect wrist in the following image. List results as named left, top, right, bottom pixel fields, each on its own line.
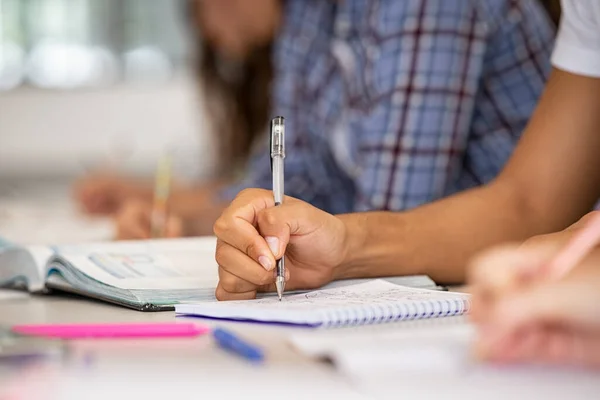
left=333, top=213, right=370, bottom=280
left=333, top=212, right=419, bottom=281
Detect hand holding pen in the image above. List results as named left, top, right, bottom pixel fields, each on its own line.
left=270, top=116, right=286, bottom=300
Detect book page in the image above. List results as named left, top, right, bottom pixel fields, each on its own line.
left=50, top=237, right=219, bottom=290
left=0, top=245, right=53, bottom=292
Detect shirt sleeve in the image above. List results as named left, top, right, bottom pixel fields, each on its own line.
left=552, top=0, right=600, bottom=78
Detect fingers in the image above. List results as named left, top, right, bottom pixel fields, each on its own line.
left=214, top=189, right=280, bottom=271
left=477, top=323, right=600, bottom=368
left=490, top=280, right=600, bottom=335
left=215, top=282, right=256, bottom=301
left=216, top=240, right=274, bottom=287
left=73, top=175, right=122, bottom=215
left=467, top=244, right=555, bottom=324
left=475, top=273, right=600, bottom=368
left=114, top=200, right=151, bottom=240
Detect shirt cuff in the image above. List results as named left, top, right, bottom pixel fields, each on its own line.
left=552, top=41, right=600, bottom=78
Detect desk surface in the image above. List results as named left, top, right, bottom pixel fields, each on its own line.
left=0, top=293, right=370, bottom=400
left=2, top=293, right=600, bottom=400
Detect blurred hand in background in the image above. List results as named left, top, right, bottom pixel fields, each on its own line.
left=74, top=173, right=153, bottom=215
left=469, top=212, right=600, bottom=369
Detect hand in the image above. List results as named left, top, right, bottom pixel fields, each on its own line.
left=74, top=174, right=152, bottom=215
left=114, top=199, right=184, bottom=240
left=468, top=228, right=600, bottom=368
left=213, top=189, right=348, bottom=300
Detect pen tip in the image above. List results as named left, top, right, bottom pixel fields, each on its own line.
left=275, top=280, right=283, bottom=300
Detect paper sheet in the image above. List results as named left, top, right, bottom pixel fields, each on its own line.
left=176, top=280, right=469, bottom=325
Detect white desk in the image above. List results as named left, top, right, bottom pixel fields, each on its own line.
left=2, top=294, right=600, bottom=400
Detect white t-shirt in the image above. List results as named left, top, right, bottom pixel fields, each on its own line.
left=552, top=0, right=600, bottom=78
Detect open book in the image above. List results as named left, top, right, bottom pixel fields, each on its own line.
left=0, top=238, right=441, bottom=311
left=0, top=237, right=220, bottom=311
left=176, top=280, right=470, bottom=327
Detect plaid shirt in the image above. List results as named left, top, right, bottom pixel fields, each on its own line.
left=223, top=0, right=555, bottom=213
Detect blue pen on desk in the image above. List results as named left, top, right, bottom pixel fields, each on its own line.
left=213, top=327, right=264, bottom=363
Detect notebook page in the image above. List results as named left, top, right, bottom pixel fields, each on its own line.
left=175, top=280, right=469, bottom=326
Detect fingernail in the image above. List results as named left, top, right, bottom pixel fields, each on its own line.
left=285, top=269, right=290, bottom=281
left=258, top=255, right=273, bottom=271
left=265, top=236, right=280, bottom=257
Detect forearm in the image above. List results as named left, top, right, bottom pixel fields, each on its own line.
left=336, top=182, right=561, bottom=284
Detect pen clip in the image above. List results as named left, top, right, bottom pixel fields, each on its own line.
left=269, top=116, right=285, bottom=173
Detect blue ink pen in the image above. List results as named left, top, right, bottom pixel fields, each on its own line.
left=213, top=327, right=264, bottom=363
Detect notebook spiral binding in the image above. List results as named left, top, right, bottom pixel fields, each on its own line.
left=320, top=298, right=471, bottom=329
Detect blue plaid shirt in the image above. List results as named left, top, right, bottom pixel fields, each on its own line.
left=223, top=0, right=555, bottom=213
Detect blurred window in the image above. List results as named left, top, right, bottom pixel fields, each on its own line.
left=0, top=0, right=192, bottom=91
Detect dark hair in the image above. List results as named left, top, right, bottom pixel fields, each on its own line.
left=186, top=1, right=273, bottom=179
left=198, top=43, right=272, bottom=178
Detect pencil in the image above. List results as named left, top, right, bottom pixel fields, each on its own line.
left=150, top=154, right=172, bottom=238
left=543, top=212, right=600, bottom=280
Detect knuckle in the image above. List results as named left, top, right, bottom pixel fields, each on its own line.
left=258, top=210, right=278, bottom=227
left=214, top=285, right=228, bottom=301
left=213, top=217, right=230, bottom=237
left=214, top=241, right=228, bottom=267
left=244, top=239, right=258, bottom=257
left=219, top=274, right=237, bottom=292
left=237, top=188, right=255, bottom=198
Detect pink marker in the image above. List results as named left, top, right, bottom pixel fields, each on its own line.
left=11, top=323, right=210, bottom=339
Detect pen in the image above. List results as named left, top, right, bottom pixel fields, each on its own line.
left=212, top=327, right=264, bottom=363
left=11, top=323, right=210, bottom=339
left=543, top=212, right=600, bottom=280
left=151, top=153, right=172, bottom=238
left=270, top=116, right=286, bottom=300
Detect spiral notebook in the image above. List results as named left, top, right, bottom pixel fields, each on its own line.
left=175, top=280, right=471, bottom=328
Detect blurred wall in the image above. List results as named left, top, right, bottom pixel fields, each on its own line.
left=0, top=0, right=214, bottom=183
left=0, top=74, right=213, bottom=182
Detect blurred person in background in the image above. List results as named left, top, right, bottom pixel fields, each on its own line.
left=76, top=0, right=555, bottom=239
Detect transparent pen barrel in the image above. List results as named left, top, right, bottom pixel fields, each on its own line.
left=272, top=157, right=284, bottom=205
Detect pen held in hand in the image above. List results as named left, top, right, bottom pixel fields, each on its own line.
left=270, top=116, right=286, bottom=300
